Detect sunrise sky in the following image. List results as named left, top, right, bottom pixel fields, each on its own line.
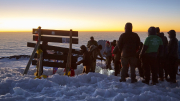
left=0, top=0, right=180, bottom=32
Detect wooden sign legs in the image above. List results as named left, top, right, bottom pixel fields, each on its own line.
left=65, top=29, right=72, bottom=75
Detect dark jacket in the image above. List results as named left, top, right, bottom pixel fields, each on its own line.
left=113, top=46, right=121, bottom=61
left=118, top=32, right=140, bottom=58
left=167, top=37, right=178, bottom=59
left=87, top=40, right=98, bottom=48
left=78, top=50, right=91, bottom=66
left=157, top=33, right=168, bottom=57
left=89, top=45, right=103, bottom=61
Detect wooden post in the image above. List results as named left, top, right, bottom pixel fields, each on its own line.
left=65, top=29, right=72, bottom=75
left=38, top=52, right=43, bottom=76
left=23, top=26, right=41, bottom=75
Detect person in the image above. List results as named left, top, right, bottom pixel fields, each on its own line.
left=89, top=44, right=104, bottom=72
left=87, top=36, right=98, bottom=49
left=76, top=45, right=92, bottom=74
left=111, top=40, right=116, bottom=63
left=166, top=30, right=178, bottom=83
left=156, top=27, right=169, bottom=81
left=118, top=22, right=140, bottom=83
left=140, top=27, right=163, bottom=85
left=104, top=41, right=112, bottom=70
left=136, top=42, right=144, bottom=78
left=113, top=40, right=121, bottom=76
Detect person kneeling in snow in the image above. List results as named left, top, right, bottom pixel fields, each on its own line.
left=76, top=45, right=92, bottom=74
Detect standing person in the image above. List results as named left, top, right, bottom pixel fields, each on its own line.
left=156, top=27, right=169, bottom=81
left=89, top=45, right=104, bottom=72
left=118, top=22, right=140, bottom=83
left=113, top=40, right=121, bottom=76
left=87, top=36, right=98, bottom=49
left=111, top=40, right=116, bottom=63
left=166, top=30, right=178, bottom=83
left=76, top=45, right=92, bottom=74
left=140, top=27, right=163, bottom=85
left=104, top=41, right=112, bottom=70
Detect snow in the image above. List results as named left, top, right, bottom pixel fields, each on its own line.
left=0, top=58, right=180, bottom=101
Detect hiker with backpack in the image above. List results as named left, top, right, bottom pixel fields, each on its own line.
left=89, top=44, right=104, bottom=72
left=104, top=41, right=112, bottom=70
left=76, top=45, right=92, bottom=74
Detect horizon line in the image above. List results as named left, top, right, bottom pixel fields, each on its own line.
left=0, top=30, right=179, bottom=33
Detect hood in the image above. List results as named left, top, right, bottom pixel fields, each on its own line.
left=148, top=27, right=156, bottom=36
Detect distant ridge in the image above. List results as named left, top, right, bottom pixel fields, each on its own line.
left=0, top=55, right=30, bottom=60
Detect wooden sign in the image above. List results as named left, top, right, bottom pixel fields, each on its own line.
left=27, top=42, right=81, bottom=55
left=33, top=29, right=78, bottom=37
left=33, top=36, right=78, bottom=44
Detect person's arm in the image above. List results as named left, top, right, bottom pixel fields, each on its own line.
left=113, top=46, right=118, bottom=54
left=87, top=41, right=90, bottom=48
left=136, top=35, right=141, bottom=51
left=158, top=38, right=164, bottom=57
left=95, top=41, right=98, bottom=46
left=77, top=54, right=85, bottom=65
left=118, top=34, right=123, bottom=53
left=139, top=37, right=149, bottom=59
left=97, top=49, right=104, bottom=59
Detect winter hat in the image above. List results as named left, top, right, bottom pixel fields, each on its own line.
left=168, top=30, right=176, bottom=38
left=106, top=41, right=110, bottom=45
left=148, top=27, right=156, bottom=36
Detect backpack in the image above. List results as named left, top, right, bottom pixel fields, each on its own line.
left=89, top=45, right=98, bottom=61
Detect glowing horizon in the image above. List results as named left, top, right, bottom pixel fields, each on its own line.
left=0, top=0, right=180, bottom=32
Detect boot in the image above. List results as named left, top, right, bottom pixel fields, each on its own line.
left=131, top=79, right=137, bottom=83
left=159, top=78, right=164, bottom=81
left=119, top=79, right=126, bottom=82
left=142, top=79, right=149, bottom=85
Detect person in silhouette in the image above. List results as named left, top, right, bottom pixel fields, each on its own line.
left=118, top=22, right=140, bottom=83
left=140, top=27, right=163, bottom=85
left=166, top=30, right=178, bottom=83
left=87, top=36, right=98, bottom=49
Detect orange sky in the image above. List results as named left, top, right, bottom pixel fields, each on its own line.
left=0, top=0, right=180, bottom=32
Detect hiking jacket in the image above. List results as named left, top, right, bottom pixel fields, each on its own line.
left=113, top=46, right=121, bottom=61
left=167, top=37, right=178, bottom=59
left=118, top=32, right=140, bottom=58
left=78, top=50, right=91, bottom=66
left=89, top=45, right=103, bottom=61
left=87, top=40, right=98, bottom=48
left=104, top=46, right=112, bottom=57
left=157, top=33, right=168, bottom=57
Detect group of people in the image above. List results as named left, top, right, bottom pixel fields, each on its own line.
left=76, top=22, right=179, bottom=85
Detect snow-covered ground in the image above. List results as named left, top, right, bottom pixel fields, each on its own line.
left=0, top=58, right=180, bottom=101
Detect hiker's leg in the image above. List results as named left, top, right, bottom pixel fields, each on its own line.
left=120, top=57, right=129, bottom=81
left=129, top=57, right=137, bottom=81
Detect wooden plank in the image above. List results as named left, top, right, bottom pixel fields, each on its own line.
left=23, top=27, right=41, bottom=75
left=33, top=36, right=78, bottom=44
left=34, top=53, right=77, bottom=62
left=38, top=53, right=43, bottom=76
left=27, top=42, right=81, bottom=54
left=33, top=29, right=78, bottom=37
left=32, top=60, right=77, bottom=69
left=65, top=29, right=73, bottom=75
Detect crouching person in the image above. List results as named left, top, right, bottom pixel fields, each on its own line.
left=76, top=45, right=92, bottom=74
